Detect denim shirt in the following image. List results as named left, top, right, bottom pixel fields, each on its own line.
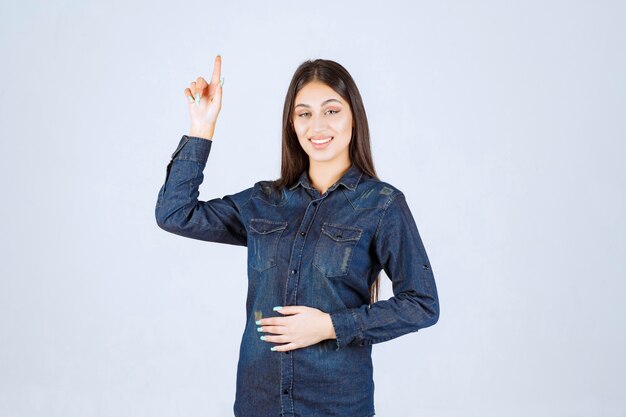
left=155, top=135, right=440, bottom=417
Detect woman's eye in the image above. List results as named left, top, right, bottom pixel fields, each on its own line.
left=297, top=110, right=339, bottom=118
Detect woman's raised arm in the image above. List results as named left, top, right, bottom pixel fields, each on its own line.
left=155, top=135, right=252, bottom=246
left=155, top=55, right=251, bottom=246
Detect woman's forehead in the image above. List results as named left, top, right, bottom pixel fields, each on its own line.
left=295, top=83, right=347, bottom=107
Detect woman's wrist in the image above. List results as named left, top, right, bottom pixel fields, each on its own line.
left=326, top=313, right=337, bottom=340
left=189, top=124, right=215, bottom=141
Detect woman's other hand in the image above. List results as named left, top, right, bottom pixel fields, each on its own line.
left=185, top=54, right=223, bottom=140
left=256, top=306, right=337, bottom=352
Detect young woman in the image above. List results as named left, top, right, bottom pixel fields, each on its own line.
left=155, top=55, right=440, bottom=417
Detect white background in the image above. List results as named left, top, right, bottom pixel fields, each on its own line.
left=1, top=0, right=624, bottom=416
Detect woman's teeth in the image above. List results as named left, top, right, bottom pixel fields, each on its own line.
left=310, top=137, right=333, bottom=144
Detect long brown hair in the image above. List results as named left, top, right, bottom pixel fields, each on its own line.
left=271, top=58, right=382, bottom=305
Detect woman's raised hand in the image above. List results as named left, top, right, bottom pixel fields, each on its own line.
left=185, top=54, right=223, bottom=140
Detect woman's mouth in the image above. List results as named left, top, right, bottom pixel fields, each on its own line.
left=309, top=136, right=333, bottom=149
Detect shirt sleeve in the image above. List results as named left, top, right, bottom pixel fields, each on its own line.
left=329, top=192, right=440, bottom=349
left=155, top=135, right=252, bottom=246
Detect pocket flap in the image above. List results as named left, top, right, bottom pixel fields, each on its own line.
left=249, top=218, right=288, bottom=234
left=321, top=223, right=363, bottom=242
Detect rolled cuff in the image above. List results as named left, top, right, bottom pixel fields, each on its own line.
left=329, top=308, right=360, bottom=350
left=171, top=135, right=212, bottom=163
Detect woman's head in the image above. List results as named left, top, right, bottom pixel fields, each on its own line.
left=273, top=58, right=378, bottom=189
left=292, top=80, right=354, bottom=168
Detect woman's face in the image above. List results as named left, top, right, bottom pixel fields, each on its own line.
left=292, top=81, right=353, bottom=166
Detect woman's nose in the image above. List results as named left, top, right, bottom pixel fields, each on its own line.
left=311, top=114, right=327, bottom=132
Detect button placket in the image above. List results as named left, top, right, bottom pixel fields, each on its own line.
left=280, top=197, right=323, bottom=412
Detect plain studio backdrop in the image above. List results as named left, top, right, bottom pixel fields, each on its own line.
left=1, top=1, right=624, bottom=416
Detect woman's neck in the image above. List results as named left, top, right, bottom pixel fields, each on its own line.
left=308, top=159, right=351, bottom=195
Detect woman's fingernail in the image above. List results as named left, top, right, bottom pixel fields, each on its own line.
left=260, top=336, right=266, bottom=341
left=257, top=327, right=263, bottom=332
left=220, top=76, right=224, bottom=87
left=255, top=320, right=261, bottom=325
left=195, top=94, right=200, bottom=105
left=187, top=95, right=194, bottom=103
left=270, top=347, right=276, bottom=351
left=273, top=306, right=283, bottom=311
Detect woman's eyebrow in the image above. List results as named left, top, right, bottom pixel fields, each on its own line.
left=294, top=98, right=342, bottom=109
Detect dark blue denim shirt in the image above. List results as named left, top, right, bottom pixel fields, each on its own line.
left=155, top=135, right=440, bottom=417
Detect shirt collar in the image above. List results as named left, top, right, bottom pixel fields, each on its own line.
left=288, top=163, right=364, bottom=192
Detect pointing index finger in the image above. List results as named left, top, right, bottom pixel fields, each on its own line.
left=211, top=54, right=221, bottom=85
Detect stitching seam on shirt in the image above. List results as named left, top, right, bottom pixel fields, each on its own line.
left=372, top=191, right=403, bottom=243
left=279, top=354, right=284, bottom=416
left=289, top=352, right=295, bottom=416
left=174, top=155, right=206, bottom=162
left=187, top=163, right=196, bottom=225
left=351, top=308, right=362, bottom=346
left=240, top=191, right=253, bottom=210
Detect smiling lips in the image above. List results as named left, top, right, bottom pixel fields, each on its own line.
left=309, top=136, right=334, bottom=147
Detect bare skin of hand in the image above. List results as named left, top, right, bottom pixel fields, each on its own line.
left=185, top=54, right=223, bottom=140
left=257, top=306, right=337, bottom=352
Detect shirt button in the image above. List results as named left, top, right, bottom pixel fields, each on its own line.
left=300, top=231, right=306, bottom=236
left=291, top=269, right=297, bottom=274
left=283, top=389, right=289, bottom=395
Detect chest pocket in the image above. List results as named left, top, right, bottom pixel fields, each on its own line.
left=248, top=219, right=288, bottom=272
left=313, top=223, right=363, bottom=278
